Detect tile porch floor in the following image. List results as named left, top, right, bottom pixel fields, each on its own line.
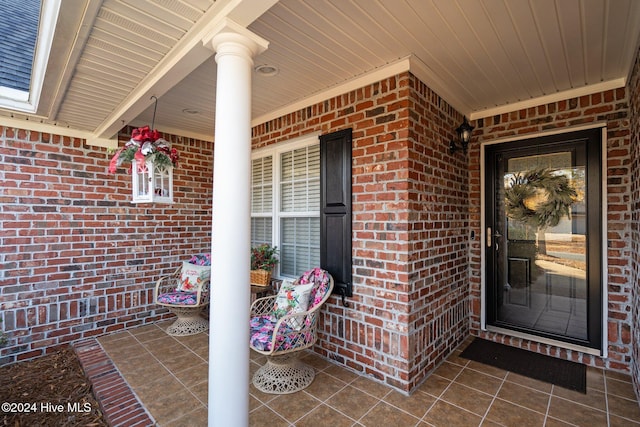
left=94, top=321, right=640, bottom=426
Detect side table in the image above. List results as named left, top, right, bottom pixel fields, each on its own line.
left=251, top=284, right=273, bottom=299
left=250, top=279, right=282, bottom=304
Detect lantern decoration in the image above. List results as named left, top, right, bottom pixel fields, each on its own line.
left=108, top=125, right=179, bottom=203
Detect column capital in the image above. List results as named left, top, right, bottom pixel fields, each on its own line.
left=202, top=18, right=268, bottom=59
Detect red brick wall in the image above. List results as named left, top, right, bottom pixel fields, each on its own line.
left=4, top=68, right=634, bottom=393
left=628, top=46, right=640, bottom=396
left=405, top=77, right=469, bottom=389
left=252, top=72, right=469, bottom=392
left=0, top=127, right=213, bottom=364
left=0, top=73, right=469, bottom=392
left=469, top=90, right=634, bottom=372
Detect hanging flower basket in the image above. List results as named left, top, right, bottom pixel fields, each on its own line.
left=108, top=125, right=179, bottom=174
left=108, top=126, right=179, bottom=204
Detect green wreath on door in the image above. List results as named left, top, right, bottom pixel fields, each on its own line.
left=504, top=168, right=577, bottom=228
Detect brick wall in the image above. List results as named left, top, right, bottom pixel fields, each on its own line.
left=252, top=72, right=468, bottom=392
left=0, top=73, right=469, bottom=391
left=3, top=66, right=635, bottom=392
left=629, top=46, right=640, bottom=396
left=0, top=126, right=213, bottom=364
left=469, top=89, right=634, bottom=372
left=405, top=77, right=469, bottom=389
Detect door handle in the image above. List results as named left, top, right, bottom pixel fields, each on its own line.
left=487, top=227, right=502, bottom=248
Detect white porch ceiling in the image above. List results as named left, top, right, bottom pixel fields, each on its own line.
left=3, top=0, right=640, bottom=142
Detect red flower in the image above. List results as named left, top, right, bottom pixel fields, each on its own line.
left=131, top=126, right=158, bottom=142
left=108, top=126, right=179, bottom=174
left=170, top=147, right=179, bottom=165
left=156, top=145, right=170, bottom=155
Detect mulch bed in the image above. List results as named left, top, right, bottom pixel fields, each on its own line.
left=0, top=346, right=107, bottom=426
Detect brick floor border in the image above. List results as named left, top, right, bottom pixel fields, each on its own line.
left=74, top=339, right=155, bottom=427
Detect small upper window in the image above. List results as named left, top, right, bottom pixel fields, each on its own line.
left=0, top=0, right=39, bottom=92
left=0, top=0, right=58, bottom=112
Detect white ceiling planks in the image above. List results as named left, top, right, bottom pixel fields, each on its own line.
left=32, top=0, right=640, bottom=139
left=55, top=0, right=213, bottom=131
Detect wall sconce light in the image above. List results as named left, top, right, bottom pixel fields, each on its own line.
left=449, top=116, right=474, bottom=154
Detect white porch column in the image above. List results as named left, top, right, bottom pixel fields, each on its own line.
left=203, top=19, right=268, bottom=427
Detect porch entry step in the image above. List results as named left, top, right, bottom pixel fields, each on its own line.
left=459, top=338, right=587, bottom=393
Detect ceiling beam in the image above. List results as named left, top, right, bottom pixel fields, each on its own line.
left=44, top=0, right=103, bottom=119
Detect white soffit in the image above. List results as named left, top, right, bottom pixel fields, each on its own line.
left=4, top=0, right=640, bottom=140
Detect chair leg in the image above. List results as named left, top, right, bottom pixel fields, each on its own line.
left=165, top=306, right=209, bottom=336
left=252, top=353, right=315, bottom=394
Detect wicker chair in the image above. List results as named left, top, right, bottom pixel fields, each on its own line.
left=249, top=268, right=334, bottom=394
left=154, top=263, right=210, bottom=336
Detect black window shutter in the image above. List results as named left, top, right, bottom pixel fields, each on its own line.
left=320, top=128, right=352, bottom=305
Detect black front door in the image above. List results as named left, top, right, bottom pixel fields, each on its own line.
left=485, top=128, right=602, bottom=350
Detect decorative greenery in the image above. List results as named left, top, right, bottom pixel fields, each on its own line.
left=250, top=244, right=279, bottom=271
left=504, top=168, right=577, bottom=229
left=108, top=125, right=179, bottom=174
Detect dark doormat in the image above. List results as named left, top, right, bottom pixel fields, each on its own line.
left=460, top=338, right=586, bottom=393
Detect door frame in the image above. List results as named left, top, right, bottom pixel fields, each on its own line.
left=479, top=122, right=608, bottom=357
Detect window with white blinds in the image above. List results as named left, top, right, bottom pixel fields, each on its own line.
left=280, top=146, right=320, bottom=212
left=251, top=156, right=273, bottom=246
left=251, top=137, right=320, bottom=278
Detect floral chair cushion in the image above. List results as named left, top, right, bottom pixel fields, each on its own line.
left=272, top=280, right=314, bottom=329
left=188, top=253, right=211, bottom=266
left=249, top=268, right=332, bottom=353
left=157, top=291, right=198, bottom=305
left=295, top=267, right=331, bottom=308
left=178, top=261, right=210, bottom=292
left=249, top=315, right=313, bottom=352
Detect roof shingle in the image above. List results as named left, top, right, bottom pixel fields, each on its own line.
left=0, top=0, right=41, bottom=92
